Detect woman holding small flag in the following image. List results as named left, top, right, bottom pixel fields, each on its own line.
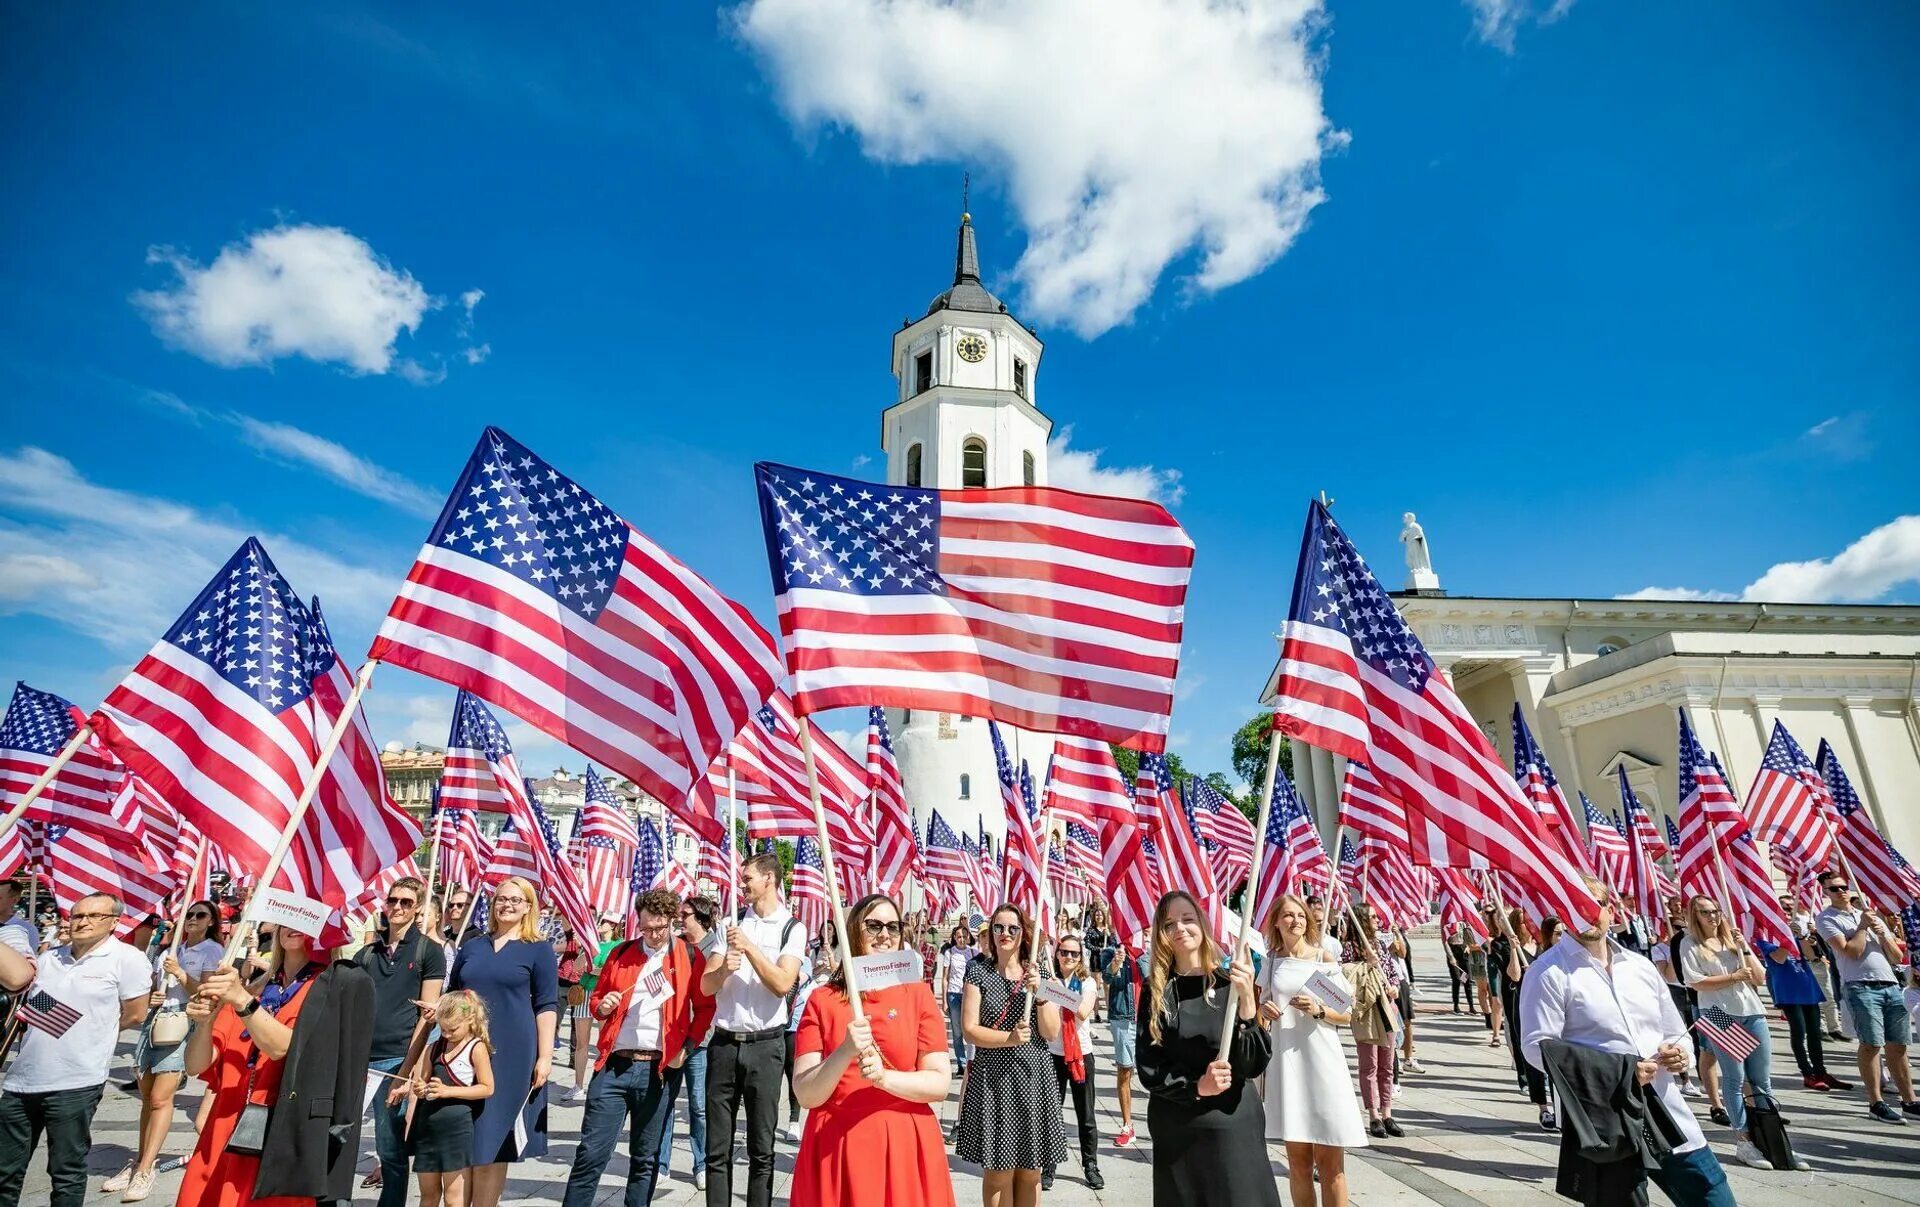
left=789, top=893, right=954, bottom=1207
left=1137, top=891, right=1278, bottom=1207
left=1259, top=893, right=1365, bottom=1206
left=1679, top=894, right=1796, bottom=1171
left=954, top=903, right=1064, bottom=1207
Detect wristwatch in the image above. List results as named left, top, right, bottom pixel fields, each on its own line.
left=236, top=997, right=261, bottom=1019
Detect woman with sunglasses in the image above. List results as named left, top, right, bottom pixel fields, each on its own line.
left=955, top=904, right=1064, bottom=1207
left=1681, top=894, right=1793, bottom=1170
left=790, top=894, right=955, bottom=1207
left=1137, top=891, right=1276, bottom=1207
left=1041, top=935, right=1104, bottom=1191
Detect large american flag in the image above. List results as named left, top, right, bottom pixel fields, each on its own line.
left=697, top=831, right=733, bottom=893
left=483, top=818, right=542, bottom=887
left=577, top=824, right=635, bottom=919
left=1064, top=819, right=1103, bottom=882
left=865, top=708, right=920, bottom=896
left=993, top=723, right=1044, bottom=917
left=1360, top=833, right=1425, bottom=930
left=693, top=693, right=872, bottom=858
left=371, top=427, right=782, bottom=841
left=1252, top=769, right=1329, bottom=933
left=789, top=834, right=830, bottom=937
left=445, top=691, right=595, bottom=939
left=924, top=808, right=971, bottom=894
left=1511, top=706, right=1592, bottom=874
left=1617, top=767, right=1676, bottom=927
left=1268, top=503, right=1599, bottom=926
left=1042, top=736, right=1133, bottom=828
left=579, top=766, right=640, bottom=850
left=754, top=463, right=1194, bottom=751
left=2, top=683, right=152, bottom=848
left=1673, top=712, right=1736, bottom=897
left=1582, top=794, right=1632, bottom=900
left=90, top=541, right=420, bottom=911
left=1137, top=752, right=1226, bottom=942
left=1744, top=722, right=1836, bottom=870
left=1817, top=740, right=1920, bottom=911
left=1190, top=777, right=1256, bottom=892
left=1723, top=828, right=1797, bottom=949
left=45, top=824, right=171, bottom=939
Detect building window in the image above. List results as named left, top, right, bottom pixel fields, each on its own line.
left=905, top=443, right=923, bottom=487
left=962, top=437, right=988, bottom=488
left=902, top=709, right=911, bottom=725
left=1596, top=637, right=1628, bottom=658
left=914, top=350, right=933, bottom=395
left=1022, top=450, right=1036, bottom=487
left=959, top=773, right=971, bottom=800
left=1014, top=359, right=1028, bottom=398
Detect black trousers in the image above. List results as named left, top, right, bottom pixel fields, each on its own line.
left=1048, top=1051, right=1099, bottom=1168
left=1446, top=947, right=1468, bottom=1011
left=1781, top=1003, right=1828, bottom=1077
left=705, top=1032, right=785, bottom=1207
left=0, top=1084, right=104, bottom=1207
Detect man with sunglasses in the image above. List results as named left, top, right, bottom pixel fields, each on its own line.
left=354, top=876, right=446, bottom=1204
left=442, top=890, right=484, bottom=948
left=1813, top=873, right=1917, bottom=1123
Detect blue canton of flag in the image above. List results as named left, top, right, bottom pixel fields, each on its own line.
left=165, top=540, right=315, bottom=710
left=0, top=685, right=81, bottom=756
left=1665, top=816, right=1683, bottom=851
left=635, top=817, right=667, bottom=891
left=757, top=466, right=945, bottom=598
left=1298, top=521, right=1434, bottom=694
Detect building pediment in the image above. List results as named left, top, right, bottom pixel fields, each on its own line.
left=1596, top=750, right=1662, bottom=779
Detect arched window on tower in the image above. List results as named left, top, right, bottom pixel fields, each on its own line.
left=958, top=773, right=972, bottom=800
left=905, top=443, right=923, bottom=487
left=1022, top=450, right=1036, bottom=487
left=962, top=437, right=988, bottom=488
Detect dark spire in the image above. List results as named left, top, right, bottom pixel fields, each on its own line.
left=926, top=189, right=1005, bottom=318
left=954, top=210, right=981, bottom=284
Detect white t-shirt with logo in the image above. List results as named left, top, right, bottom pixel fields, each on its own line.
left=614, top=941, right=674, bottom=1052
left=713, top=906, right=807, bottom=1033
left=158, top=939, right=227, bottom=1011
left=6, top=937, right=152, bottom=1093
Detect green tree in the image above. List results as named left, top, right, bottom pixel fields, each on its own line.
left=1230, top=713, right=1293, bottom=796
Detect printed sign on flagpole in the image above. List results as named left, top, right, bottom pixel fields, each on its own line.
left=255, top=886, right=333, bottom=939
left=850, top=949, right=921, bottom=992
left=1304, top=968, right=1354, bottom=1014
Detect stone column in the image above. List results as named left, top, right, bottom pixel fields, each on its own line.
left=1838, top=696, right=1895, bottom=832
left=1748, top=695, right=1781, bottom=750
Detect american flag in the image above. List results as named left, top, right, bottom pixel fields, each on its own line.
left=754, top=462, right=1195, bottom=751
left=437, top=806, right=488, bottom=890
left=694, top=693, right=873, bottom=858
left=17, top=987, right=82, bottom=1038
left=445, top=691, right=596, bottom=939
left=0, top=823, right=22, bottom=879
left=865, top=708, right=920, bottom=896
left=697, top=831, right=733, bottom=892
left=1694, top=1006, right=1758, bottom=1061
left=1723, top=829, right=1797, bottom=949
left=1664, top=816, right=1683, bottom=862
left=1744, top=722, right=1837, bottom=870
left=1043, top=735, right=1135, bottom=827
left=789, top=834, right=830, bottom=937
left=1582, top=794, right=1632, bottom=899
left=483, top=818, right=543, bottom=886
left=1617, top=767, right=1676, bottom=928
left=1511, top=706, right=1593, bottom=873
left=924, top=808, right=971, bottom=894
left=1268, top=503, right=1599, bottom=926
left=1045, top=842, right=1086, bottom=902
left=2, top=682, right=152, bottom=848
left=578, top=825, right=635, bottom=919
left=371, top=427, right=782, bottom=843
left=1137, top=752, right=1226, bottom=942
left=579, top=766, right=640, bottom=850
left=1336, top=759, right=1413, bottom=850
left=1064, top=820, right=1103, bottom=882
left=1817, top=740, right=1920, bottom=911
left=350, top=857, right=423, bottom=917
left=1336, top=835, right=1363, bottom=900
left=1252, top=769, right=1328, bottom=933
left=1190, top=778, right=1256, bottom=892
left=1435, top=867, right=1491, bottom=941
left=993, top=723, right=1044, bottom=916
left=91, top=541, right=420, bottom=911
left=1673, top=712, right=1735, bottom=896
left=1360, top=833, right=1424, bottom=930
left=44, top=824, right=171, bottom=939
left=634, top=816, right=696, bottom=897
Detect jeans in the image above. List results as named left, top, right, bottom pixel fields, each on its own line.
left=1649, top=1145, right=1736, bottom=1207
left=563, top=1055, right=682, bottom=1207
left=1356, top=1042, right=1394, bottom=1115
left=1780, top=1003, right=1828, bottom=1077
left=370, top=1055, right=410, bottom=1207
left=0, top=1083, right=104, bottom=1207
left=1701, top=1014, right=1771, bottom=1132
left=1843, top=981, right=1912, bottom=1047
left=947, top=992, right=973, bottom=1066
left=705, top=1031, right=784, bottom=1207
left=655, top=1046, right=708, bottom=1174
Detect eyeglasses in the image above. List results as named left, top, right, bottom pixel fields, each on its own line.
left=1056, top=948, right=1082, bottom=959
left=861, top=919, right=904, bottom=938
left=990, top=923, right=1023, bottom=936
left=186, top=912, right=214, bottom=921
left=1824, top=884, right=1850, bottom=894
left=495, top=897, right=529, bottom=908
left=386, top=896, right=418, bottom=908
left=70, top=912, right=118, bottom=923
left=1696, top=908, right=1720, bottom=917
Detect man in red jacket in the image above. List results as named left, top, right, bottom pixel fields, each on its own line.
left=562, top=888, right=716, bottom=1207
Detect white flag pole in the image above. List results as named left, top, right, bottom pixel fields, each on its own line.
left=725, top=753, right=740, bottom=921
left=420, top=807, right=445, bottom=929
left=0, top=725, right=93, bottom=840
left=1217, top=709, right=1285, bottom=1063
left=797, top=723, right=864, bottom=1021
left=219, top=660, right=378, bottom=964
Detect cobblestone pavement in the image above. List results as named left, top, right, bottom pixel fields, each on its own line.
left=36, top=938, right=1920, bottom=1204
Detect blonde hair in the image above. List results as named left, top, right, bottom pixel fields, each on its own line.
left=490, top=877, right=543, bottom=942
left=436, top=989, right=494, bottom=1052
left=1685, top=894, right=1736, bottom=950
left=1147, top=891, right=1220, bottom=1046
left=1262, top=893, right=1316, bottom=956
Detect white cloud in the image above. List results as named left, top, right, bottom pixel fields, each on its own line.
left=460, top=289, right=485, bottom=318
left=1805, top=417, right=1838, bottom=438
left=1046, top=425, right=1183, bottom=505
left=1798, top=411, right=1871, bottom=461
left=0, top=446, right=398, bottom=649
left=133, top=224, right=433, bottom=375
left=850, top=453, right=873, bottom=470
left=1464, top=0, right=1575, bottom=52
left=1618, top=515, right=1920, bottom=605
left=736, top=0, right=1340, bottom=337
left=463, top=343, right=492, bottom=366
left=232, top=416, right=442, bottom=517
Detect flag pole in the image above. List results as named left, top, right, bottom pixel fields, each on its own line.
left=725, top=753, right=740, bottom=921
left=218, top=659, right=378, bottom=964
left=1217, top=709, right=1284, bottom=1063
left=420, top=808, right=444, bottom=932
left=796, top=723, right=864, bottom=1021
left=167, top=834, right=212, bottom=964
left=0, top=725, right=93, bottom=840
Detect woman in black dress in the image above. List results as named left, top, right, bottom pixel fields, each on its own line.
left=1136, top=891, right=1278, bottom=1207
left=955, top=903, right=1064, bottom=1207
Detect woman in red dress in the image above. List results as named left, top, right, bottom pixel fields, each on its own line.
left=177, top=923, right=329, bottom=1207
left=791, top=893, right=957, bottom=1207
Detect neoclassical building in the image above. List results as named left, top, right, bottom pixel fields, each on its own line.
left=1268, top=528, right=1920, bottom=869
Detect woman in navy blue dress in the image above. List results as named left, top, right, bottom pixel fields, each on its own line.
left=447, top=876, right=559, bottom=1207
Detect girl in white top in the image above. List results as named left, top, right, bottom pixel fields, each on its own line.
left=1257, top=894, right=1367, bottom=1207
left=399, top=989, right=497, bottom=1207
left=1678, top=895, right=1794, bottom=1172
left=940, top=925, right=977, bottom=1073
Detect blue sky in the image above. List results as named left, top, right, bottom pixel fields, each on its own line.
left=3, top=1, right=1916, bottom=785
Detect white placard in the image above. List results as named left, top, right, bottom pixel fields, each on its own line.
left=1036, top=977, right=1083, bottom=1012
left=254, top=888, right=332, bottom=939
left=850, top=949, right=921, bottom=991
left=1303, top=969, right=1354, bottom=1014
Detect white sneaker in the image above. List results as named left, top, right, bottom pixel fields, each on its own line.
left=121, top=1170, right=156, bottom=1203
left=694, top=1170, right=707, bottom=1191
left=103, top=1165, right=135, bottom=1194
left=1404, top=1058, right=1425, bottom=1074
left=1733, top=1139, right=1773, bottom=1170
left=1790, top=1155, right=1812, bottom=1171
left=782, top=1124, right=801, bottom=1143
left=562, top=1085, right=587, bottom=1105
left=1681, top=1081, right=1704, bottom=1099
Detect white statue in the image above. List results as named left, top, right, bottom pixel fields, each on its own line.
left=1400, top=512, right=1440, bottom=590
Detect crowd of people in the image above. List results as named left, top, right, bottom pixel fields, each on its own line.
left=0, top=859, right=1914, bottom=1207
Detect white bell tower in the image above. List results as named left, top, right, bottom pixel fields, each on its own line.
left=882, top=211, right=1052, bottom=882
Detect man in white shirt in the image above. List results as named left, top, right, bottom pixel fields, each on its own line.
left=1519, top=878, right=1733, bottom=1207
left=699, top=854, right=805, bottom=1207
left=0, top=893, right=151, bottom=1207
left=1813, top=872, right=1917, bottom=1123
left=0, top=879, right=38, bottom=991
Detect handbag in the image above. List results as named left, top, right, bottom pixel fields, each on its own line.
left=566, top=983, right=586, bottom=1008
left=225, top=1061, right=271, bottom=1156
left=1746, top=1091, right=1799, bottom=1170
left=149, top=1009, right=190, bottom=1046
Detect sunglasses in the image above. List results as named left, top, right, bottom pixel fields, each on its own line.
left=990, top=923, right=1023, bottom=936
left=861, top=919, right=904, bottom=937
left=1824, top=884, right=1850, bottom=893
left=386, top=896, right=418, bottom=908
left=186, top=912, right=214, bottom=921
left=1056, top=948, right=1083, bottom=959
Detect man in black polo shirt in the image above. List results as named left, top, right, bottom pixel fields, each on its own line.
left=354, top=876, right=445, bottom=1205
